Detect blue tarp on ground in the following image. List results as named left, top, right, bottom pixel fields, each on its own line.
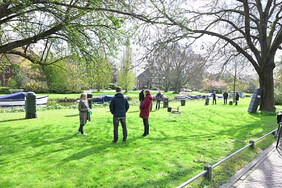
left=0, top=92, right=26, bottom=100
left=92, top=95, right=115, bottom=103
left=190, top=95, right=202, bottom=99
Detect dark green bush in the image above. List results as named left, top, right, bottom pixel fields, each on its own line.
left=109, top=83, right=117, bottom=90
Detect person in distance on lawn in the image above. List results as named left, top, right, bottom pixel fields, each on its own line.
left=155, top=90, right=163, bottom=110
left=78, top=93, right=91, bottom=136
left=223, top=91, right=228, bottom=105
left=140, top=90, right=153, bottom=137
left=139, top=89, right=145, bottom=106
left=212, top=91, right=217, bottom=105
left=235, top=92, right=239, bottom=105
left=109, top=87, right=129, bottom=143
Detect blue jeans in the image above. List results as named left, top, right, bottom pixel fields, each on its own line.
left=156, top=100, right=161, bottom=110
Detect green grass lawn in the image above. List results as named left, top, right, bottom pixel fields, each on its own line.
left=0, top=98, right=279, bottom=187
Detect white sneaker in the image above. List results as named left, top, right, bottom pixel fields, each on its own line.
left=81, top=133, right=87, bottom=136
left=77, top=131, right=81, bottom=134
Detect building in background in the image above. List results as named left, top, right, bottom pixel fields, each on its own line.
left=137, top=68, right=160, bottom=89
left=0, top=56, right=19, bottom=86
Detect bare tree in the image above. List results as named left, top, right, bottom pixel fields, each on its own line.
left=132, top=0, right=281, bottom=111
left=148, top=43, right=205, bottom=93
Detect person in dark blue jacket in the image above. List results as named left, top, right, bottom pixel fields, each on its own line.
left=235, top=92, right=239, bottom=105
left=212, top=91, right=217, bottom=105
left=109, top=87, right=129, bottom=143
left=223, top=91, right=228, bottom=105
left=139, top=89, right=145, bottom=106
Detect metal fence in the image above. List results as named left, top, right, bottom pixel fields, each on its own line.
left=177, top=128, right=277, bottom=188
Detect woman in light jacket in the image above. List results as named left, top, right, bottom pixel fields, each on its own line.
left=78, top=93, right=91, bottom=135
left=140, top=90, right=153, bottom=137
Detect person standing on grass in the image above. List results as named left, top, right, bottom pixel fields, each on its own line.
left=155, top=90, right=163, bottom=110
left=140, top=90, right=153, bottom=137
left=212, top=91, right=217, bottom=105
left=78, top=93, right=91, bottom=136
left=223, top=91, right=228, bottom=105
left=109, top=87, right=129, bottom=143
left=235, top=92, right=239, bottom=105
left=139, top=89, right=145, bottom=106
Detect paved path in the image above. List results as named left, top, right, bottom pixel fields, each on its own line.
left=221, top=143, right=282, bottom=188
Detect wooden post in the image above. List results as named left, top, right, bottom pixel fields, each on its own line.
left=204, top=165, right=212, bottom=181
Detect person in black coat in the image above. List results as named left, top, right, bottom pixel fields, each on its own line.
left=139, top=89, right=145, bottom=106
left=223, top=91, right=228, bottom=105
left=109, top=87, right=129, bottom=143
left=212, top=91, right=217, bottom=105
left=235, top=92, right=239, bottom=105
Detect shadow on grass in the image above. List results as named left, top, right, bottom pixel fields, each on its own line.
left=60, top=116, right=277, bottom=165
left=112, top=159, right=201, bottom=188
left=60, top=136, right=144, bottom=164
left=127, top=110, right=140, bottom=113
left=0, top=118, right=26, bottom=123
left=167, top=119, right=178, bottom=122
left=64, top=114, right=79, bottom=117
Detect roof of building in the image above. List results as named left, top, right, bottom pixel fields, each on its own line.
left=137, top=73, right=146, bottom=78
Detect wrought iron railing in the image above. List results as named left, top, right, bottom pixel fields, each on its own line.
left=178, top=128, right=277, bottom=188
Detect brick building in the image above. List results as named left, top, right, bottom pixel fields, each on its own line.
left=0, top=48, right=33, bottom=86
left=137, top=68, right=160, bottom=89
left=0, top=64, right=15, bottom=86
left=0, top=53, right=25, bottom=86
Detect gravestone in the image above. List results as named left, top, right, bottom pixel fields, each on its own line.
left=163, top=98, right=169, bottom=108
left=248, top=88, right=262, bottom=113
left=87, top=93, right=93, bottom=109
left=25, top=92, right=37, bottom=119
left=205, top=96, right=209, bottom=105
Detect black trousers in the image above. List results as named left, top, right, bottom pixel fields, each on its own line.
left=143, top=118, right=149, bottom=135
left=113, top=117, right=127, bottom=141
left=213, top=99, right=216, bottom=104
left=78, top=124, right=85, bottom=134
left=224, top=98, right=227, bottom=104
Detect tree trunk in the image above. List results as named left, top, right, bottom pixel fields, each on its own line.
left=1, top=72, right=4, bottom=86
left=173, top=85, right=180, bottom=94
left=164, top=86, right=169, bottom=92
left=259, top=62, right=275, bottom=112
